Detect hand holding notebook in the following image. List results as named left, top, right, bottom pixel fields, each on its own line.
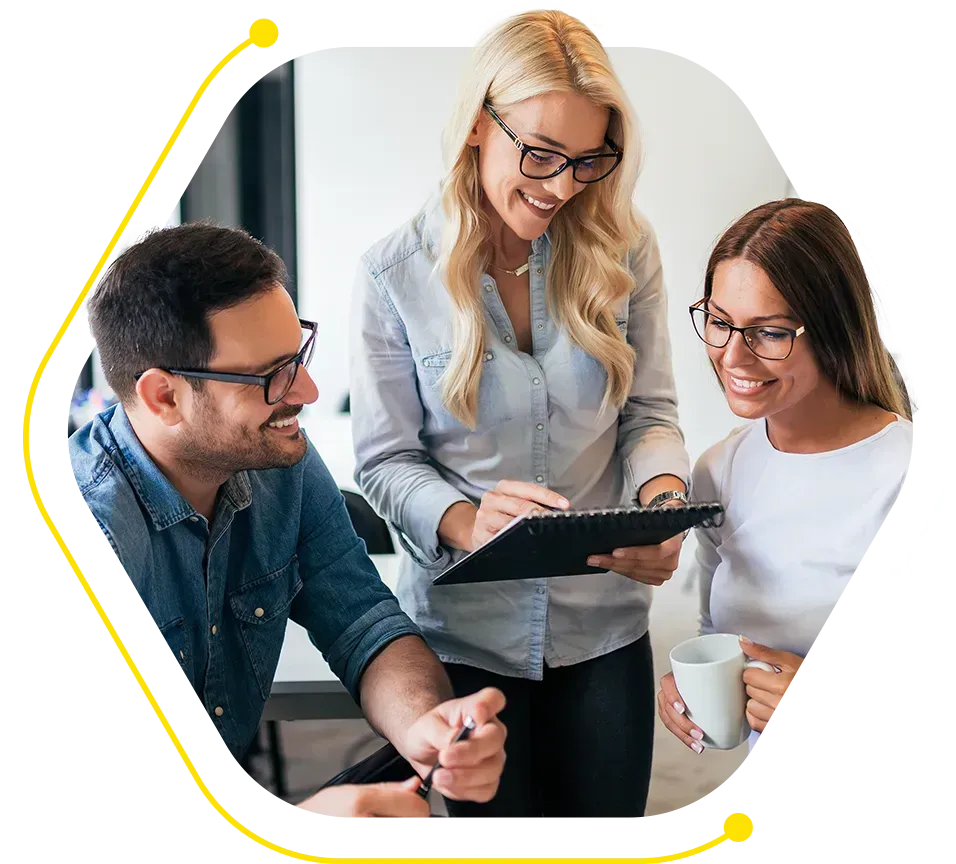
left=468, top=479, right=572, bottom=550
left=435, top=485, right=723, bottom=586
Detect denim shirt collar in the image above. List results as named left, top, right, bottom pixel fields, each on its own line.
left=107, top=403, right=252, bottom=531
left=421, top=185, right=552, bottom=263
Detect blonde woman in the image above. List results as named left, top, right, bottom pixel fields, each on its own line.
left=351, top=11, right=689, bottom=817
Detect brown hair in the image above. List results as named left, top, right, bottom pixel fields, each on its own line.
left=89, top=222, right=288, bottom=404
left=704, top=199, right=911, bottom=420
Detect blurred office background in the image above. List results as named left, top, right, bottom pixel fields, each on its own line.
left=73, top=47, right=801, bottom=812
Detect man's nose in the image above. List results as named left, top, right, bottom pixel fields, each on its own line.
left=287, top=364, right=319, bottom=405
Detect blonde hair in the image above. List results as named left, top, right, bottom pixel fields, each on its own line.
left=438, top=10, right=643, bottom=428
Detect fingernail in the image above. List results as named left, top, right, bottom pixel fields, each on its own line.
left=690, top=728, right=704, bottom=741
left=612, top=549, right=624, bottom=558
left=587, top=557, right=600, bottom=566
left=739, top=635, right=752, bottom=644
left=673, top=701, right=685, bottom=715
left=558, top=498, right=570, bottom=509
left=690, top=741, right=704, bottom=754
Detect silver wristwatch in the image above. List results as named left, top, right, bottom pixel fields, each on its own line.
left=644, top=490, right=691, bottom=540
left=645, top=490, right=688, bottom=510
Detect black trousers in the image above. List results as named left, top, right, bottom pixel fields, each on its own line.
left=443, top=632, right=655, bottom=817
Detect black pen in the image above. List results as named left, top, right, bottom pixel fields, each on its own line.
left=416, top=715, right=477, bottom=799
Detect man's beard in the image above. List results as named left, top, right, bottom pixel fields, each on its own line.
left=173, top=399, right=307, bottom=483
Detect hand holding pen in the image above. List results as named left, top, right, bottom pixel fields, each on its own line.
left=417, top=715, right=477, bottom=799
left=401, top=687, right=507, bottom=804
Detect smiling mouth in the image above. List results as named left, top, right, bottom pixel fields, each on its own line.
left=727, top=374, right=777, bottom=393
left=518, top=190, right=557, bottom=212
left=265, top=407, right=303, bottom=432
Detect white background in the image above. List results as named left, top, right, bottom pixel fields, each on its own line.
left=3, top=1, right=952, bottom=862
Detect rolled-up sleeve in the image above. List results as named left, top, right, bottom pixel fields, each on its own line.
left=350, top=258, right=470, bottom=568
left=617, top=218, right=691, bottom=498
left=291, top=443, right=423, bottom=703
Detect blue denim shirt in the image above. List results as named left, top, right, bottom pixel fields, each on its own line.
left=350, top=191, right=690, bottom=680
left=69, top=404, right=422, bottom=759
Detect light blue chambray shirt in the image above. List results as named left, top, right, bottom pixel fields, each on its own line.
left=350, top=190, right=689, bottom=680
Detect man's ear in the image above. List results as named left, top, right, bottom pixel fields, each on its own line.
left=135, top=369, right=187, bottom=426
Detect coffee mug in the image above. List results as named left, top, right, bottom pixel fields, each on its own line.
left=669, top=633, right=776, bottom=750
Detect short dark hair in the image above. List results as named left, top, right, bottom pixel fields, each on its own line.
left=88, top=222, right=288, bottom=403
left=705, top=199, right=911, bottom=420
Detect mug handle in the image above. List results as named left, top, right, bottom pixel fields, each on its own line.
left=746, top=659, right=781, bottom=674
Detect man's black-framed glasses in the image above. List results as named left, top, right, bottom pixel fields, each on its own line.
left=689, top=299, right=806, bottom=361
left=157, top=319, right=317, bottom=405
left=483, top=103, right=623, bottom=184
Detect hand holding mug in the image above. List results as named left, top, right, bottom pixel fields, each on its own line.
left=664, top=633, right=779, bottom=751
left=740, top=637, right=804, bottom=732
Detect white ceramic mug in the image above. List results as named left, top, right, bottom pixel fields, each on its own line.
left=669, top=633, right=776, bottom=750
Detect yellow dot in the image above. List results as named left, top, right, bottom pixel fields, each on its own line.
left=249, top=19, right=278, bottom=48
left=724, top=813, right=753, bottom=842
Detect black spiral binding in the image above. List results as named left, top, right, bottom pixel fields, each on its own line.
left=523, top=502, right=724, bottom=536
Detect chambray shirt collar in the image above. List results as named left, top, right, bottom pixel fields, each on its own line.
left=107, top=403, right=252, bottom=531
left=421, top=186, right=552, bottom=263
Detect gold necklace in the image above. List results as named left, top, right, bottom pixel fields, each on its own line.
left=488, top=258, right=530, bottom=277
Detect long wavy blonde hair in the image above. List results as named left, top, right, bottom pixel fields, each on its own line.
left=438, top=10, right=644, bottom=428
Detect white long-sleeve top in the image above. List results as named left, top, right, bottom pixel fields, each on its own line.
left=690, top=415, right=913, bottom=745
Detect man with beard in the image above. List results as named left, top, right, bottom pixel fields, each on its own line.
left=69, top=223, right=505, bottom=817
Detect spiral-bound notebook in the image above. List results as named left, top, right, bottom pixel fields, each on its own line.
left=432, top=502, right=724, bottom=586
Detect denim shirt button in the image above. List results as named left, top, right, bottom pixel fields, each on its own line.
left=189, top=515, right=199, bottom=522
left=532, top=377, right=541, bottom=385
left=484, top=352, right=494, bottom=361
left=484, top=284, right=493, bottom=292
left=535, top=475, right=544, bottom=483
left=536, top=323, right=544, bottom=330
left=210, top=625, right=217, bottom=635
left=536, top=268, right=543, bottom=275
left=254, top=607, right=265, bottom=618
left=214, top=706, right=224, bottom=717
left=504, top=335, right=512, bottom=343
left=536, top=424, right=544, bottom=431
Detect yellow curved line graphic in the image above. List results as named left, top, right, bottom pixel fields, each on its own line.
left=22, top=18, right=751, bottom=861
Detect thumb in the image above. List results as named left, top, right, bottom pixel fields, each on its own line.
left=365, top=781, right=430, bottom=817
left=401, top=774, right=423, bottom=792
left=442, top=686, right=507, bottom=728
left=739, top=636, right=790, bottom=670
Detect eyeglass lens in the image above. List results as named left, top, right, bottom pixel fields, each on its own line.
left=692, top=308, right=794, bottom=360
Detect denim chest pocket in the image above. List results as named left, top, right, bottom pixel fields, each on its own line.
left=417, top=348, right=515, bottom=430
left=228, top=556, right=303, bottom=699
left=159, top=616, right=190, bottom=674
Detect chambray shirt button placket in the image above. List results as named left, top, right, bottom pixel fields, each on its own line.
left=528, top=360, right=550, bottom=652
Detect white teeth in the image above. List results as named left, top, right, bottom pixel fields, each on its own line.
left=731, top=376, right=771, bottom=390
left=269, top=417, right=297, bottom=428
left=520, top=191, right=555, bottom=211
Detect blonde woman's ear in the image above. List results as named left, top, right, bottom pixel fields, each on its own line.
left=466, top=122, right=482, bottom=148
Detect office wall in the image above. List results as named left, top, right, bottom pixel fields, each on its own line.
left=294, top=47, right=792, bottom=463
